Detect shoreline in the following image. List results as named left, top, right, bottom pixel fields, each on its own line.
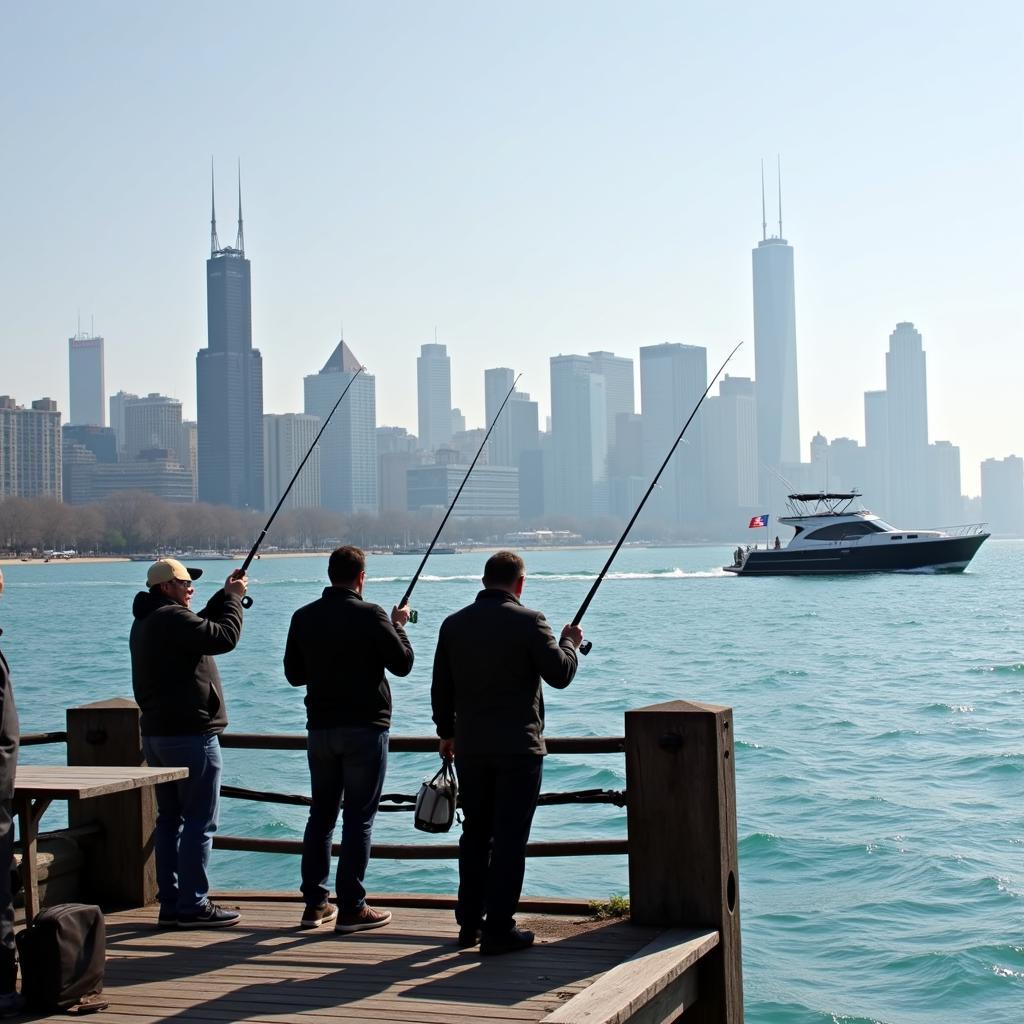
left=0, top=540, right=733, bottom=568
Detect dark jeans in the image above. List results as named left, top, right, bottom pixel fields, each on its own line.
left=0, top=798, right=14, bottom=992
left=300, top=725, right=388, bottom=912
left=455, top=752, right=543, bottom=936
left=143, top=733, right=222, bottom=915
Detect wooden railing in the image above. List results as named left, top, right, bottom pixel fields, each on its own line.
left=26, top=696, right=743, bottom=1022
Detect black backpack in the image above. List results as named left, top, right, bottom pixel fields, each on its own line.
left=16, top=903, right=108, bottom=1014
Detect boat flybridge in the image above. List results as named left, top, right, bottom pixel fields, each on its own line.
left=724, top=492, right=989, bottom=576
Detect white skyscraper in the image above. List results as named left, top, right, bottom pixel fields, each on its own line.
left=588, top=351, right=635, bottom=453
left=263, top=413, right=322, bottom=511
left=639, top=343, right=707, bottom=527
left=884, top=322, right=929, bottom=525
left=703, top=374, right=758, bottom=519
left=549, top=355, right=607, bottom=519
left=752, top=165, right=800, bottom=493
left=417, top=343, right=452, bottom=451
left=68, top=333, right=105, bottom=426
left=304, top=339, right=377, bottom=514
left=863, top=389, right=889, bottom=515
left=109, top=390, right=138, bottom=457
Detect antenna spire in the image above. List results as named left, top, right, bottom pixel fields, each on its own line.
left=777, top=154, right=783, bottom=238
left=760, top=159, right=767, bottom=241
left=210, top=158, right=220, bottom=255
left=235, top=159, right=245, bottom=253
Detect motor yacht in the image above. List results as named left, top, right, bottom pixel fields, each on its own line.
left=725, top=492, right=989, bottom=576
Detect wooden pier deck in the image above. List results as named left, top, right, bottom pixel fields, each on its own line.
left=28, top=896, right=716, bottom=1024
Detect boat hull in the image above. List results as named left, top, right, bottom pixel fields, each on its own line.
left=724, top=533, right=989, bottom=576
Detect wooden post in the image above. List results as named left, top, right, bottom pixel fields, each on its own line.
left=66, top=698, right=156, bottom=908
left=625, top=699, right=743, bottom=1024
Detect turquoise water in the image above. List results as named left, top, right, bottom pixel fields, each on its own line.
left=2, top=544, right=1022, bottom=1023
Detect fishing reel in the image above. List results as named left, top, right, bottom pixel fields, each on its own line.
left=579, top=640, right=592, bottom=656
left=241, top=595, right=253, bottom=609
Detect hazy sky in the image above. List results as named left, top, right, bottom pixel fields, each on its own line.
left=2, top=2, right=1020, bottom=494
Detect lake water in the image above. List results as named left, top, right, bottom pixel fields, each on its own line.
left=2, top=543, right=1021, bottom=1023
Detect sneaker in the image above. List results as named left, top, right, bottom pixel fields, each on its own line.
left=157, top=908, right=178, bottom=929
left=178, top=902, right=240, bottom=929
left=334, top=905, right=392, bottom=934
left=457, top=925, right=481, bottom=949
left=0, top=991, right=25, bottom=1018
left=480, top=926, right=535, bottom=956
left=300, top=902, right=338, bottom=929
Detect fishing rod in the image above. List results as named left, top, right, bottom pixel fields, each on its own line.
left=399, top=374, right=522, bottom=623
left=237, top=366, right=366, bottom=608
left=572, top=342, right=743, bottom=654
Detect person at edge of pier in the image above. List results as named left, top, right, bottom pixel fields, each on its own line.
left=431, top=550, right=582, bottom=956
left=0, top=570, right=24, bottom=1017
left=284, top=546, right=413, bottom=934
left=130, top=558, right=247, bottom=929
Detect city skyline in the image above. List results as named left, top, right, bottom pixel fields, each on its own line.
left=2, top=4, right=1021, bottom=496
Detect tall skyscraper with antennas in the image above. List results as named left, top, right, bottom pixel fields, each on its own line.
left=196, top=163, right=264, bottom=508
left=752, top=159, right=800, bottom=503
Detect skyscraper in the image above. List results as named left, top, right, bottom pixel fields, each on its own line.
left=703, top=374, right=758, bottom=521
left=981, top=456, right=1024, bottom=535
left=885, top=322, right=929, bottom=525
left=68, top=332, right=105, bottom=426
left=109, top=390, right=138, bottom=458
left=863, top=389, right=889, bottom=514
left=588, top=351, right=635, bottom=453
left=549, top=354, right=607, bottom=520
left=639, top=343, right=707, bottom=528
left=417, top=343, right=452, bottom=451
left=752, top=164, right=800, bottom=493
left=0, top=397, right=62, bottom=500
left=124, top=393, right=182, bottom=459
left=263, top=414, right=321, bottom=511
left=196, top=167, right=264, bottom=509
left=304, top=339, right=377, bottom=514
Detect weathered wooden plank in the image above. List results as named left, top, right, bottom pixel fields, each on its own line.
left=541, top=927, right=717, bottom=1023
left=91, top=900, right=682, bottom=1024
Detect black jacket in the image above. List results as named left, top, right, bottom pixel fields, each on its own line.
left=130, top=589, right=243, bottom=736
left=431, top=589, right=578, bottom=756
left=0, top=629, right=19, bottom=801
left=284, top=586, right=414, bottom=730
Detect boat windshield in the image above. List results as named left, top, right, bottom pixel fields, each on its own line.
left=871, top=519, right=898, bottom=532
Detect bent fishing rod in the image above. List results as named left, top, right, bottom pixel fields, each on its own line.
left=237, top=366, right=366, bottom=608
left=572, top=342, right=742, bottom=654
left=399, top=374, right=522, bottom=623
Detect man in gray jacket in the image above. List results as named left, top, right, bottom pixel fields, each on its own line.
left=130, top=558, right=246, bottom=929
left=432, top=551, right=582, bottom=955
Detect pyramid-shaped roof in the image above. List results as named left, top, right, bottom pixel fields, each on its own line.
left=321, top=340, right=362, bottom=375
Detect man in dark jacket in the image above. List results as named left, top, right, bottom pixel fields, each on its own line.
left=431, top=550, right=582, bottom=955
left=130, top=558, right=246, bottom=929
left=285, top=546, right=413, bottom=933
left=0, top=569, right=23, bottom=1017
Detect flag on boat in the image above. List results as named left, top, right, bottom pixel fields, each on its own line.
left=748, top=514, right=769, bottom=528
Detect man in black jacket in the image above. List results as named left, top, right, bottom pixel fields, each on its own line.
left=285, top=546, right=413, bottom=933
left=432, top=550, right=582, bottom=955
left=0, top=569, right=22, bottom=1017
left=130, top=558, right=246, bottom=929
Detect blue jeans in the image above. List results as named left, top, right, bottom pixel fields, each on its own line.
left=143, top=733, right=222, bottom=915
left=300, top=726, right=388, bottom=911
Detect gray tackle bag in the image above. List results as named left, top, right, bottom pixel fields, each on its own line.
left=414, top=758, right=458, bottom=833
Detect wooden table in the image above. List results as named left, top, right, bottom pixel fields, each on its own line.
left=14, top=765, right=188, bottom=923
